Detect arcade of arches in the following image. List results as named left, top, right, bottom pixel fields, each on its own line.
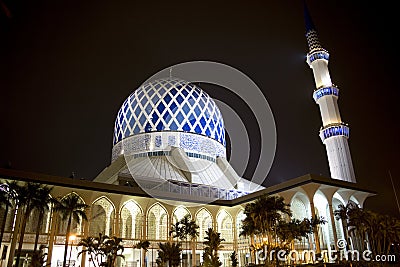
left=0, top=172, right=373, bottom=267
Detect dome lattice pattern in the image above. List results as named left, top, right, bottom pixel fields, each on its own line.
left=113, top=78, right=226, bottom=146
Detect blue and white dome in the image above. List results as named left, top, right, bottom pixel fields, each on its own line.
left=112, top=78, right=226, bottom=161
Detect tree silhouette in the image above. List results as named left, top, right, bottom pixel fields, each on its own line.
left=0, top=182, right=15, bottom=249
left=8, top=181, right=51, bottom=267
left=230, top=251, right=238, bottom=267
left=102, top=236, right=125, bottom=267
left=53, top=193, right=89, bottom=267
left=31, top=185, right=54, bottom=252
left=78, top=233, right=125, bottom=267
left=241, top=193, right=291, bottom=263
left=156, top=242, right=181, bottom=267
left=78, top=236, right=100, bottom=267
left=202, top=228, right=224, bottom=267
left=334, top=201, right=357, bottom=248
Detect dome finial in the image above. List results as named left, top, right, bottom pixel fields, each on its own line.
left=303, top=1, right=323, bottom=52
left=303, top=0, right=316, bottom=33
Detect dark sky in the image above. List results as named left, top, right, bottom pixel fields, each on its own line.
left=1, top=1, right=399, bottom=216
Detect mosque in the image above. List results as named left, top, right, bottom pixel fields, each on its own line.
left=0, top=4, right=375, bottom=267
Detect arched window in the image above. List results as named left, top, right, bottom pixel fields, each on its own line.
left=26, top=208, right=51, bottom=234
left=172, top=206, right=191, bottom=224
left=291, top=195, right=309, bottom=220
left=120, top=200, right=143, bottom=239
left=195, top=208, right=213, bottom=241
left=332, top=197, right=345, bottom=241
left=217, top=210, right=233, bottom=242
left=236, top=210, right=246, bottom=238
left=89, top=197, right=115, bottom=236
left=57, top=193, right=86, bottom=235
left=147, top=203, right=168, bottom=240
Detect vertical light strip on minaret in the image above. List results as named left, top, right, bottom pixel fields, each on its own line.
left=304, top=2, right=356, bottom=183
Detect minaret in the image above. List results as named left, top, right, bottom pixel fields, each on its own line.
left=304, top=3, right=356, bottom=183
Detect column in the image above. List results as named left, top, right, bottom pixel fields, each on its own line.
left=309, top=202, right=321, bottom=254
left=142, top=213, right=147, bottom=267
left=46, top=210, right=58, bottom=267
left=328, top=203, right=338, bottom=250
left=80, top=208, right=90, bottom=267
left=7, top=209, right=22, bottom=267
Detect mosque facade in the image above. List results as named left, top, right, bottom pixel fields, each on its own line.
left=0, top=4, right=375, bottom=267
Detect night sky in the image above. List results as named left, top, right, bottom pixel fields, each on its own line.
left=1, top=1, right=399, bottom=216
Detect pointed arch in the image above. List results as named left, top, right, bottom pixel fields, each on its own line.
left=57, top=192, right=86, bottom=235
left=89, top=196, right=115, bottom=236
left=172, top=205, right=191, bottom=224
left=349, top=196, right=360, bottom=206
left=61, top=191, right=85, bottom=202
left=333, top=192, right=346, bottom=205
left=332, top=197, right=345, bottom=241
left=195, top=208, right=213, bottom=241
left=26, top=191, right=54, bottom=234
left=216, top=209, right=233, bottom=242
left=120, top=199, right=143, bottom=239
left=147, top=202, right=168, bottom=241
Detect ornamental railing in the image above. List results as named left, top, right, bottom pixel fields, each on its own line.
left=319, top=123, right=350, bottom=142
left=148, top=179, right=250, bottom=201
left=307, top=49, right=329, bottom=64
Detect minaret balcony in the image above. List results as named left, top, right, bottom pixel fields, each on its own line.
left=313, top=86, right=339, bottom=102
left=307, top=49, right=329, bottom=65
left=319, top=123, right=350, bottom=142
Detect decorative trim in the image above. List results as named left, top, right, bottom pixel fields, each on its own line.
left=313, top=86, right=339, bottom=102
left=112, top=131, right=226, bottom=162
left=307, top=49, right=329, bottom=65
left=320, top=123, right=350, bottom=142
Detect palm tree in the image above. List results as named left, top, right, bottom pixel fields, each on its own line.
left=202, top=228, right=224, bottom=267
left=78, top=235, right=105, bottom=267
left=187, top=220, right=199, bottom=267
left=230, top=251, right=238, bottom=267
left=178, top=215, right=191, bottom=267
left=170, top=215, right=199, bottom=267
left=156, top=242, right=182, bottom=267
left=8, top=181, right=48, bottom=267
left=31, top=185, right=54, bottom=252
left=170, top=221, right=183, bottom=242
left=242, top=193, right=291, bottom=259
left=0, top=182, right=15, bottom=249
left=239, top=217, right=258, bottom=264
left=135, top=239, right=150, bottom=267
left=276, top=218, right=304, bottom=249
left=53, top=193, right=89, bottom=267
left=347, top=204, right=369, bottom=251
left=78, top=234, right=125, bottom=267
left=334, top=201, right=357, bottom=247
left=310, top=215, right=327, bottom=254
left=347, top=207, right=400, bottom=257
left=102, top=236, right=125, bottom=267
